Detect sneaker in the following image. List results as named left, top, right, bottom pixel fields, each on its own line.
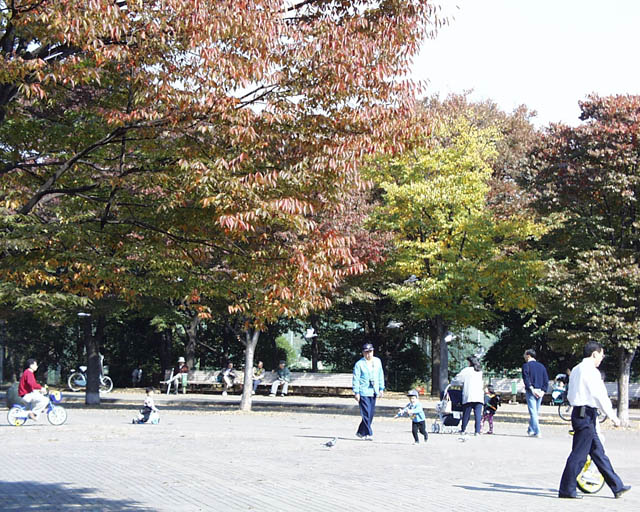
left=365, top=435, right=373, bottom=441
left=356, top=433, right=365, bottom=439
left=528, top=432, right=542, bottom=438
left=487, top=431, right=494, bottom=435
left=281, top=394, right=287, bottom=397
left=269, top=393, right=276, bottom=397
left=222, top=391, right=227, bottom=396
left=414, top=441, right=420, bottom=445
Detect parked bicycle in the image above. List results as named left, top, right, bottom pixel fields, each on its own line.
left=68, top=365, right=113, bottom=393
left=7, top=389, right=68, bottom=426
left=553, top=385, right=606, bottom=423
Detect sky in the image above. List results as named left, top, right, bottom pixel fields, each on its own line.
left=412, top=0, right=640, bottom=126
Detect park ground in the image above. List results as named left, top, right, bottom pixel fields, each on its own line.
left=1, top=393, right=639, bottom=512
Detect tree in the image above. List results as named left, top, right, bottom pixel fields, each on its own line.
left=528, top=95, right=640, bottom=426
left=366, top=114, right=546, bottom=395
left=2, top=1, right=442, bottom=409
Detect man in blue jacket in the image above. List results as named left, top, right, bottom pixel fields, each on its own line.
left=353, top=343, right=385, bottom=440
left=522, top=348, right=549, bottom=438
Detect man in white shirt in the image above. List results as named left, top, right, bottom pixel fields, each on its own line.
left=558, top=341, right=631, bottom=500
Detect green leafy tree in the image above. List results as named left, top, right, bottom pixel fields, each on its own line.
left=366, top=115, right=546, bottom=395
left=528, top=94, right=640, bottom=425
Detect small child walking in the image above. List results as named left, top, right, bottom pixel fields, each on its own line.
left=396, top=389, right=428, bottom=444
left=481, top=385, right=501, bottom=434
left=133, top=387, right=159, bottom=424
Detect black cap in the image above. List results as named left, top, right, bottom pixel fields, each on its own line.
left=362, top=343, right=374, bottom=352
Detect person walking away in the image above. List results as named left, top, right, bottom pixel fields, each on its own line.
left=252, top=360, right=265, bottom=394
left=352, top=343, right=385, bottom=440
left=221, top=362, right=236, bottom=396
left=396, top=389, right=428, bottom=444
left=269, top=361, right=291, bottom=397
left=481, top=385, right=501, bottom=434
left=558, top=341, right=630, bottom=500
left=455, top=356, right=484, bottom=436
left=133, top=387, right=159, bottom=424
left=522, top=349, right=549, bottom=437
left=18, top=359, right=49, bottom=420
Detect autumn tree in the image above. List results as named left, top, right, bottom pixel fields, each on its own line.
left=366, top=114, right=546, bottom=395
left=527, top=94, right=640, bottom=426
left=1, top=1, right=442, bottom=409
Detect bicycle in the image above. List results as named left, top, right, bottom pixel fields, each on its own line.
left=553, top=387, right=606, bottom=423
left=7, top=389, right=68, bottom=426
left=67, top=365, right=113, bottom=393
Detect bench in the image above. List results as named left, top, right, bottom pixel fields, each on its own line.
left=162, top=369, right=245, bottom=394
left=490, top=378, right=640, bottom=403
left=162, top=369, right=352, bottom=395
left=257, top=372, right=353, bottom=395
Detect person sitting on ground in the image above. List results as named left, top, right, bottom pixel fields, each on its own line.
left=168, top=357, right=189, bottom=394
left=481, top=385, right=501, bottom=434
left=221, top=361, right=237, bottom=396
left=18, top=358, right=49, bottom=421
left=133, top=387, right=159, bottom=424
left=396, top=389, right=428, bottom=445
left=269, top=360, right=291, bottom=397
left=252, top=360, right=265, bottom=395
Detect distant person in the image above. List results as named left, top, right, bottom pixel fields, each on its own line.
left=352, top=343, right=385, bottom=440
left=168, top=357, right=189, bottom=394
left=132, top=387, right=159, bottom=424
left=131, top=366, right=143, bottom=387
left=18, top=358, right=49, bottom=421
left=396, top=389, right=428, bottom=444
left=269, top=360, right=291, bottom=397
left=558, top=341, right=630, bottom=500
left=481, top=385, right=501, bottom=434
left=522, top=348, right=549, bottom=438
left=221, top=362, right=237, bottom=396
left=252, top=360, right=265, bottom=394
left=455, top=356, right=484, bottom=436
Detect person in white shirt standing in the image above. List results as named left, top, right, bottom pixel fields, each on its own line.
left=558, top=341, right=631, bottom=500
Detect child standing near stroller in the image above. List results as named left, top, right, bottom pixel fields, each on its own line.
left=481, top=385, right=500, bottom=434
left=133, top=387, right=159, bottom=424
left=396, top=389, right=429, bottom=444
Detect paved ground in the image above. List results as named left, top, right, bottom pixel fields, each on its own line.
left=1, top=394, right=639, bottom=511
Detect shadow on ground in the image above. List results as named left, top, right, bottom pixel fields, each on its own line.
left=0, top=481, right=153, bottom=511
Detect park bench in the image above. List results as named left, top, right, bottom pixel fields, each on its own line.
left=162, top=369, right=245, bottom=394
left=256, top=371, right=353, bottom=395
left=162, top=369, right=352, bottom=395
left=490, top=378, right=640, bottom=404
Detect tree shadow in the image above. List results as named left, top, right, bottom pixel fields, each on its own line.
left=0, top=481, right=154, bottom=511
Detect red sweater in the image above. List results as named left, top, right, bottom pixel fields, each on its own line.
left=18, top=369, right=42, bottom=397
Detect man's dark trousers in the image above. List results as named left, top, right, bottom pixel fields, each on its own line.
left=559, top=406, right=624, bottom=496
left=357, top=395, right=376, bottom=437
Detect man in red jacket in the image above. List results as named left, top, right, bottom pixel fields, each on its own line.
left=18, top=359, right=49, bottom=420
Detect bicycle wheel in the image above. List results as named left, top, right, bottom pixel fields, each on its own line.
left=597, top=412, right=607, bottom=424
left=68, top=372, right=84, bottom=391
left=47, top=406, right=67, bottom=426
left=99, top=376, right=114, bottom=393
left=558, top=403, right=572, bottom=421
left=7, top=407, right=27, bottom=426
left=577, top=456, right=605, bottom=493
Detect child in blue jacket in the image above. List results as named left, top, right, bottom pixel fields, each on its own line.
left=396, top=389, right=428, bottom=444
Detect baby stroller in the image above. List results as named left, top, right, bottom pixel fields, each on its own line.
left=431, top=382, right=463, bottom=433
left=551, top=373, right=569, bottom=406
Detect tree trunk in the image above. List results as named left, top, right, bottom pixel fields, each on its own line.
left=84, top=315, right=101, bottom=405
left=310, top=315, right=319, bottom=372
left=429, top=316, right=447, bottom=397
left=185, top=314, right=200, bottom=370
left=616, top=346, right=636, bottom=427
left=157, top=329, right=172, bottom=375
left=239, top=329, right=260, bottom=412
